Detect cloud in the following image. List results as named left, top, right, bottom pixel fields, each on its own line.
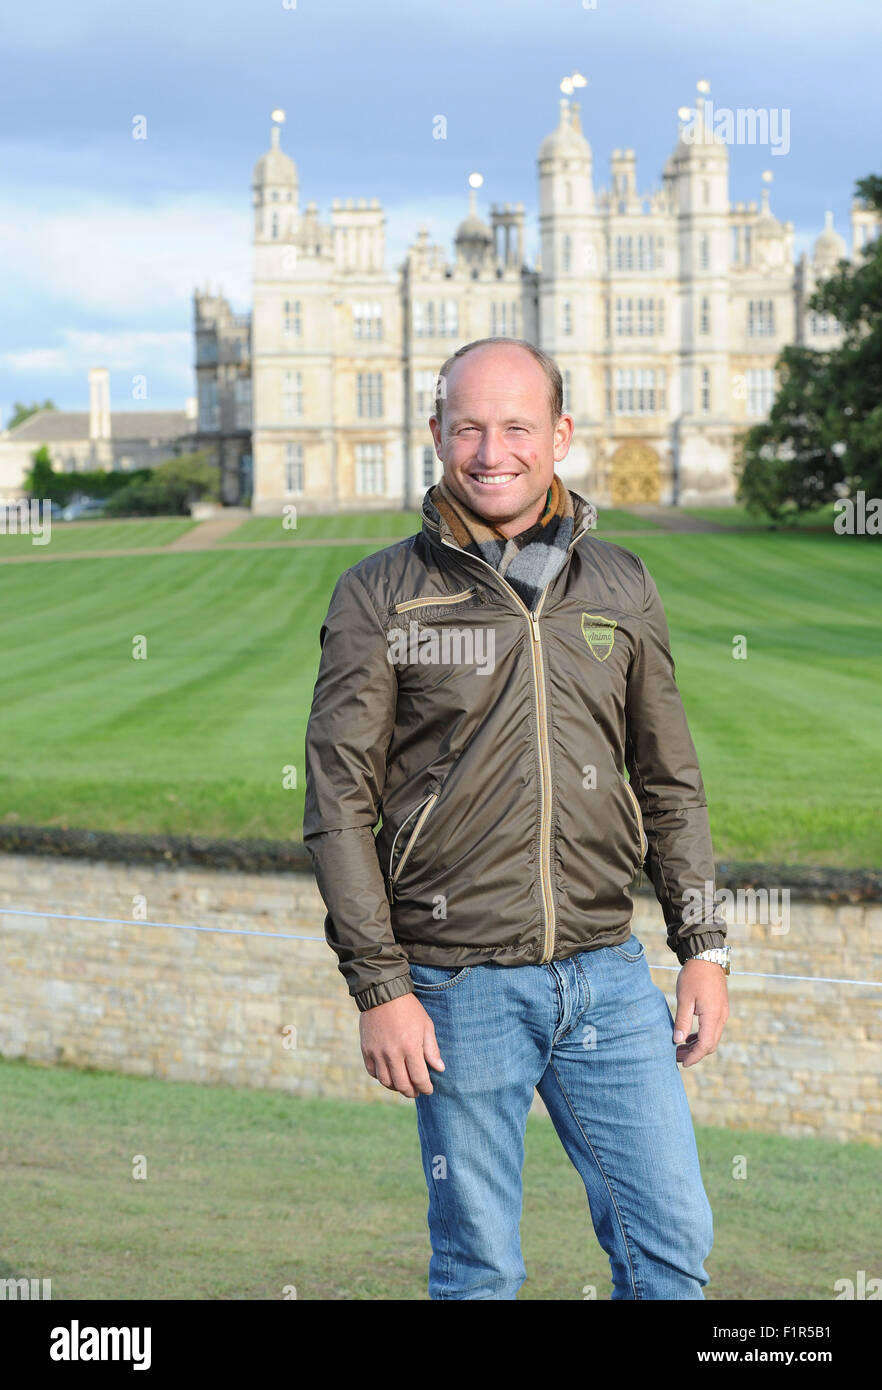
left=0, top=191, right=251, bottom=321
left=1, top=330, right=193, bottom=386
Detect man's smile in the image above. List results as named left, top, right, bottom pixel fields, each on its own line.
left=469, top=472, right=520, bottom=487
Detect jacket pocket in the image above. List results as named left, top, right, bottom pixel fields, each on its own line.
left=623, top=778, right=648, bottom=863
left=388, top=791, right=439, bottom=902
left=393, top=586, right=478, bottom=615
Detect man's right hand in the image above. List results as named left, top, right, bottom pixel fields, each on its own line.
left=359, top=992, right=445, bottom=1099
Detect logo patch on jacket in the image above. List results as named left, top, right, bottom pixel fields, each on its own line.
left=581, top=614, right=617, bottom=662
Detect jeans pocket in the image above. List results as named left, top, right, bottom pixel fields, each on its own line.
left=409, top=963, right=474, bottom=993
left=609, top=933, right=645, bottom=962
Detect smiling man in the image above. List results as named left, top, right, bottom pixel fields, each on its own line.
left=304, top=336, right=729, bottom=1300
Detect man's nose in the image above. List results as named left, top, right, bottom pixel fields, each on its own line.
left=474, top=429, right=510, bottom=467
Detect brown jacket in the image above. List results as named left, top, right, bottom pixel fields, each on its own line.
left=304, top=485, right=726, bottom=1012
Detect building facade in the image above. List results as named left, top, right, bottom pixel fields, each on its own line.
left=192, top=288, right=253, bottom=504
left=245, top=91, right=879, bottom=514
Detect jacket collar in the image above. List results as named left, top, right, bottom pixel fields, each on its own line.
left=421, top=481, right=596, bottom=553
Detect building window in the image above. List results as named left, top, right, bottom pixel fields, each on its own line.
left=562, top=300, right=572, bottom=335
left=413, top=300, right=459, bottom=337
left=283, top=300, right=302, bottom=337
left=356, top=371, right=383, bottom=418
left=355, top=443, right=385, bottom=494
left=233, top=375, right=252, bottom=430
left=743, top=226, right=752, bottom=264
left=491, top=302, right=517, bottom=336
left=284, top=442, right=304, bottom=494
left=615, top=298, right=663, bottom=335
left=746, top=368, right=775, bottom=416
left=748, top=300, right=775, bottom=336
left=414, top=370, right=436, bottom=415
left=562, top=369, right=572, bottom=414
left=731, top=227, right=740, bottom=264
left=281, top=370, right=303, bottom=420
left=809, top=311, right=837, bottom=335
left=700, top=368, right=711, bottom=413
left=353, top=302, right=383, bottom=339
left=700, top=297, right=710, bottom=335
left=699, top=234, right=710, bottom=270
left=422, top=445, right=436, bottom=486
left=239, top=452, right=253, bottom=497
left=198, top=380, right=219, bottom=432
left=613, top=368, right=665, bottom=415
left=614, top=234, right=663, bottom=271
left=271, top=212, right=279, bottom=239
left=439, top=299, right=458, bottom=336
left=562, top=235, right=572, bottom=273
left=604, top=298, right=611, bottom=338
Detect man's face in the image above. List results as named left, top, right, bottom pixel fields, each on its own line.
left=428, top=345, right=574, bottom=536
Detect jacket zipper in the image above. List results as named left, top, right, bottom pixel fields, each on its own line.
left=429, top=517, right=591, bottom=964
left=388, top=791, right=439, bottom=902
left=623, top=778, right=647, bottom=862
left=394, top=586, right=477, bottom=614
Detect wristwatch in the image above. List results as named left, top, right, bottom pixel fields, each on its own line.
left=688, top=946, right=731, bottom=975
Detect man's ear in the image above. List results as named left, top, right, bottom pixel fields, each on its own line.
left=553, top=413, right=575, bottom=461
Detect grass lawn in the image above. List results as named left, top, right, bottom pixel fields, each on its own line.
left=681, top=504, right=840, bottom=531
left=0, top=518, right=197, bottom=554
left=0, top=525, right=878, bottom=864
left=221, top=505, right=661, bottom=545
left=0, top=1057, right=876, bottom=1300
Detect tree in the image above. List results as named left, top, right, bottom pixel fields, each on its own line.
left=24, top=445, right=57, bottom=498
left=103, top=451, right=220, bottom=516
left=6, top=399, right=56, bottom=431
left=736, top=174, right=882, bottom=521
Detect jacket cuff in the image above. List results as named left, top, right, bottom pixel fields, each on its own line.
left=672, top=930, right=728, bottom=965
left=353, top=972, right=415, bottom=1013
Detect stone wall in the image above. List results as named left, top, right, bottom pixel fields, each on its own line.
left=0, top=851, right=879, bottom=1144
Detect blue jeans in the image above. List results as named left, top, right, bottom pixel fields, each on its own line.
left=410, top=933, right=714, bottom=1300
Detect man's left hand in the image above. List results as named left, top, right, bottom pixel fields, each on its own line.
left=672, top=959, right=729, bottom=1067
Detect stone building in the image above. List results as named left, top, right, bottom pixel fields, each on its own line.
left=0, top=368, right=197, bottom=499
left=192, top=288, right=253, bottom=503
left=242, top=88, right=878, bottom=513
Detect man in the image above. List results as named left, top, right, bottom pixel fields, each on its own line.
left=304, top=337, right=729, bottom=1300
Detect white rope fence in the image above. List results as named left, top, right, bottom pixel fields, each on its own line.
left=1, top=906, right=880, bottom=989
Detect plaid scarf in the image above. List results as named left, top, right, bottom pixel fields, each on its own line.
left=430, top=473, right=582, bottom=613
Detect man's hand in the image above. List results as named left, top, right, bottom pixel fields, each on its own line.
left=360, top=992, right=445, bottom=1098
left=673, top=959, right=729, bottom=1067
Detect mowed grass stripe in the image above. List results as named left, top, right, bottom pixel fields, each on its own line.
left=0, top=547, right=379, bottom=837
left=221, top=506, right=662, bottom=545
left=0, top=533, right=878, bottom=863
left=0, top=518, right=197, bottom=554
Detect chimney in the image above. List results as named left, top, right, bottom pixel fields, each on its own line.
left=88, top=367, right=111, bottom=440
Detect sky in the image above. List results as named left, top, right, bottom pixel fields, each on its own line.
left=1, top=0, right=879, bottom=420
